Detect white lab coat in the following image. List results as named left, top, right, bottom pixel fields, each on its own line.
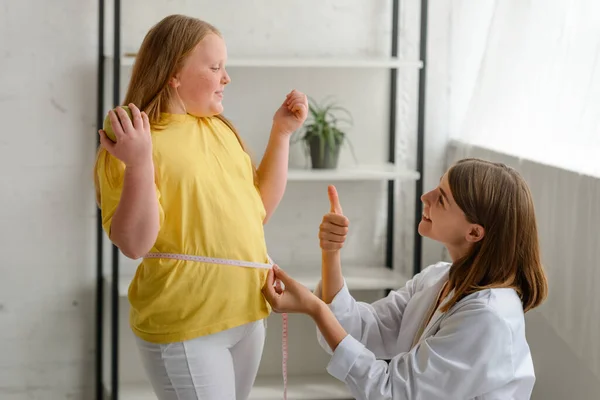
left=314, top=262, right=535, bottom=400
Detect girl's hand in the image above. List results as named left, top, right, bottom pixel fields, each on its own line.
left=99, top=103, right=153, bottom=167
left=262, top=265, right=322, bottom=316
left=272, top=90, right=308, bottom=137
left=319, top=185, right=349, bottom=252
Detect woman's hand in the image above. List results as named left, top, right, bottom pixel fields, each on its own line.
left=272, top=90, right=308, bottom=137
left=99, top=103, right=153, bottom=168
left=319, top=185, right=349, bottom=252
left=320, top=185, right=348, bottom=303
left=262, top=265, right=322, bottom=317
left=263, top=265, right=349, bottom=353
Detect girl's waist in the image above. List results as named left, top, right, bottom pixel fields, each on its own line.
left=130, top=258, right=270, bottom=299
left=146, top=240, right=269, bottom=264
left=143, top=252, right=273, bottom=269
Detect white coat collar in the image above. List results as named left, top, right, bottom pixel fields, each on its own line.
left=413, top=269, right=452, bottom=345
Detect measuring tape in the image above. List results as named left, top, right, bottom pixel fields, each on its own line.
left=144, top=252, right=289, bottom=400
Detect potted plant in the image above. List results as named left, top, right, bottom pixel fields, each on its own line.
left=293, top=96, right=356, bottom=169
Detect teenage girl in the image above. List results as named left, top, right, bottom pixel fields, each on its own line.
left=262, top=158, right=549, bottom=399
left=94, top=14, right=307, bottom=400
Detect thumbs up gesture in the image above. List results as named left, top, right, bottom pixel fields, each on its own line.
left=319, top=185, right=350, bottom=252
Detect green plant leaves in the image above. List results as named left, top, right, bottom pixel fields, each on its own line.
left=291, top=96, right=358, bottom=166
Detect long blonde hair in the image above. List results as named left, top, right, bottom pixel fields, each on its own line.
left=441, top=158, right=548, bottom=313
left=94, top=14, right=255, bottom=205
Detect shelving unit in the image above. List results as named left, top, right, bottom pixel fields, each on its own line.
left=109, top=54, right=423, bottom=69
left=95, top=1, right=427, bottom=399
left=288, top=164, right=420, bottom=181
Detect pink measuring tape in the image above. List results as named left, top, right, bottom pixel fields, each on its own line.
left=144, top=252, right=289, bottom=400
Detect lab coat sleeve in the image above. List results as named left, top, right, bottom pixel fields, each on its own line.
left=326, top=302, right=515, bottom=400
left=314, top=272, right=420, bottom=359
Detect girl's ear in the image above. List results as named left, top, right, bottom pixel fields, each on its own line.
left=168, top=75, right=180, bottom=88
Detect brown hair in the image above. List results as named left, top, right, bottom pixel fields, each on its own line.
left=93, top=14, right=256, bottom=205
left=440, top=158, right=548, bottom=313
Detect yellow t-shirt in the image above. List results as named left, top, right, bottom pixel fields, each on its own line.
left=97, top=113, right=271, bottom=343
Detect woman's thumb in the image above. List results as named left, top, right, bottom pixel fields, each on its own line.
left=273, top=265, right=291, bottom=283
left=328, top=185, right=343, bottom=214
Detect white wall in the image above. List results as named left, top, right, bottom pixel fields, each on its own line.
left=0, top=0, right=429, bottom=398
left=0, top=1, right=98, bottom=399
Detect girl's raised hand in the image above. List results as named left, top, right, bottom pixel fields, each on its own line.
left=99, top=103, right=153, bottom=168
left=272, top=89, right=308, bottom=137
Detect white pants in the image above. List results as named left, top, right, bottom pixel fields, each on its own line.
left=135, top=319, right=266, bottom=400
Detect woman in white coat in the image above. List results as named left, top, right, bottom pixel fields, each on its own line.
left=262, top=158, right=549, bottom=400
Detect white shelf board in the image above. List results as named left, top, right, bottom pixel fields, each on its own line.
left=282, top=264, right=409, bottom=292
left=288, top=164, right=420, bottom=181
left=106, top=374, right=351, bottom=400
left=105, top=264, right=409, bottom=297
left=107, top=55, right=423, bottom=69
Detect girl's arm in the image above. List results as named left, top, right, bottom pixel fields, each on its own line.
left=109, top=159, right=160, bottom=259
left=256, top=130, right=289, bottom=224
left=257, top=90, right=308, bottom=224
left=98, top=105, right=161, bottom=259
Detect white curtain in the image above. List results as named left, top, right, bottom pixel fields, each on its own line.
left=451, top=0, right=600, bottom=178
